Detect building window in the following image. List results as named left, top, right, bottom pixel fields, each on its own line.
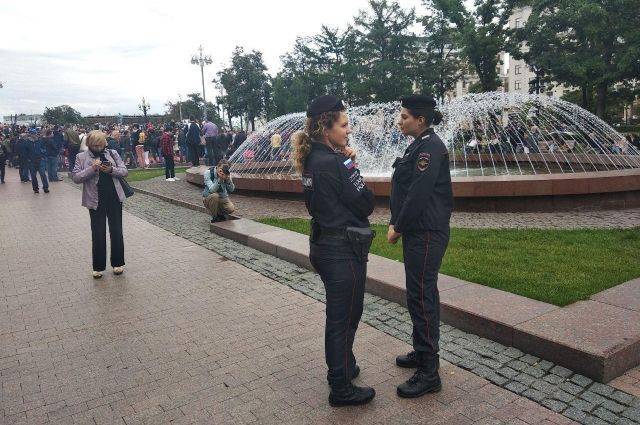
left=515, top=81, right=521, bottom=90
left=515, top=18, right=522, bottom=28
left=515, top=65, right=521, bottom=75
left=462, top=80, right=467, bottom=88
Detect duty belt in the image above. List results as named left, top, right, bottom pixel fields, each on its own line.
left=319, top=227, right=348, bottom=241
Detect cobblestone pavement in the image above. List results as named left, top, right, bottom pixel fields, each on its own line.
left=0, top=174, right=574, bottom=425
left=131, top=174, right=640, bottom=229
left=121, top=180, right=640, bottom=423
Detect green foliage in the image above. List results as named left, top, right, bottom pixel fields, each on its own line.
left=270, top=0, right=423, bottom=113
left=42, top=105, right=84, bottom=125
left=216, top=47, right=271, bottom=130
left=415, top=3, right=465, bottom=101
left=430, top=0, right=514, bottom=93
left=165, top=93, right=221, bottom=126
left=350, top=0, right=417, bottom=103
left=562, top=81, right=640, bottom=124
left=259, top=217, right=640, bottom=306
left=511, top=0, right=640, bottom=118
left=126, top=167, right=188, bottom=182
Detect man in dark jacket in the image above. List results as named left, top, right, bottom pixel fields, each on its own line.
left=27, top=133, right=49, bottom=193
left=16, top=134, right=31, bottom=182
left=186, top=116, right=201, bottom=166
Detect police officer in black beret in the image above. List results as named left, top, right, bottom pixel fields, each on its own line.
left=291, top=95, right=376, bottom=407
left=387, top=94, right=453, bottom=398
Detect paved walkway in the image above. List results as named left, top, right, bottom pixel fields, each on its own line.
left=131, top=174, right=640, bottom=229
left=0, top=171, right=574, bottom=424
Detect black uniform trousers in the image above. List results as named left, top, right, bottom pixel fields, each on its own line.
left=310, top=245, right=366, bottom=386
left=0, top=157, right=5, bottom=182
left=89, top=174, right=125, bottom=272
left=402, top=230, right=449, bottom=361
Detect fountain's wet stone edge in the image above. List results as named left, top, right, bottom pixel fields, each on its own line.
left=186, top=166, right=640, bottom=212
left=209, top=217, right=640, bottom=384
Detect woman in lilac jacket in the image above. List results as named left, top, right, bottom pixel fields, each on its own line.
left=73, top=130, right=128, bottom=279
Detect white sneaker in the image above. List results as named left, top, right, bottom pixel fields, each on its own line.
left=166, top=178, right=175, bottom=181
left=92, top=271, right=103, bottom=279
left=174, top=177, right=181, bottom=181
left=113, top=266, right=124, bottom=275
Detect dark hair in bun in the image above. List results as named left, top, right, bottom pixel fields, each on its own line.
left=406, top=107, right=443, bottom=126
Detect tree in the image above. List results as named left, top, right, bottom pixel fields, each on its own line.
left=215, top=46, right=271, bottom=130
left=42, top=105, right=83, bottom=125
left=270, top=27, right=359, bottom=116
left=350, top=0, right=417, bottom=103
left=415, top=1, right=465, bottom=101
left=165, top=93, right=221, bottom=125
left=512, top=0, right=640, bottom=118
left=432, top=0, right=515, bottom=92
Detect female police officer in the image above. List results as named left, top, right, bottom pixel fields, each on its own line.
left=387, top=95, right=453, bottom=398
left=291, top=95, right=376, bottom=407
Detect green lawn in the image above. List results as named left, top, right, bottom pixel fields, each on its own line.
left=126, top=167, right=188, bottom=182
left=259, top=217, right=640, bottom=306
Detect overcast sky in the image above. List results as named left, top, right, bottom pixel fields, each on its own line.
left=0, top=0, right=423, bottom=117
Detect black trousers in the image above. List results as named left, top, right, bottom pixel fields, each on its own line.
left=164, top=156, right=175, bottom=178
left=402, top=230, right=449, bottom=360
left=0, top=158, right=5, bottom=182
left=68, top=144, right=80, bottom=171
left=189, top=144, right=199, bottom=166
left=30, top=160, right=49, bottom=191
left=311, top=250, right=367, bottom=386
left=89, top=197, right=125, bottom=271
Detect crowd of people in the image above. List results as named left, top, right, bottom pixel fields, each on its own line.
left=0, top=118, right=250, bottom=187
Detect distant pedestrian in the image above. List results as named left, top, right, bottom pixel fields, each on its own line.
left=65, top=125, right=81, bottom=172
left=161, top=126, right=176, bottom=181
left=72, top=130, right=128, bottom=279
left=17, top=134, right=31, bottom=182
left=186, top=116, right=201, bottom=166
left=0, top=137, right=8, bottom=183
left=26, top=133, right=49, bottom=193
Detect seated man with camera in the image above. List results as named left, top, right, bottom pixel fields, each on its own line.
left=202, top=159, right=236, bottom=223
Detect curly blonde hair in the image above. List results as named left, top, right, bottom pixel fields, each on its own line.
left=291, top=111, right=343, bottom=174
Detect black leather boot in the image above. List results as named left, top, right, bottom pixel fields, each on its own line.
left=329, top=382, right=375, bottom=407
left=352, top=364, right=360, bottom=379
left=397, top=351, right=440, bottom=370
left=396, top=351, right=418, bottom=368
left=397, top=355, right=441, bottom=398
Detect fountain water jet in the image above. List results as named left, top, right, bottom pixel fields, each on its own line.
left=187, top=92, right=640, bottom=211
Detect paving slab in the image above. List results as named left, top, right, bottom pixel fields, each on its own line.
left=515, top=301, right=640, bottom=382
left=591, top=278, right=640, bottom=312
left=0, top=171, right=572, bottom=425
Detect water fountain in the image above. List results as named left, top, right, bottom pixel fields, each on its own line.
left=187, top=92, right=640, bottom=211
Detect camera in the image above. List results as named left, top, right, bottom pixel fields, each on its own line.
left=221, top=164, right=230, bottom=175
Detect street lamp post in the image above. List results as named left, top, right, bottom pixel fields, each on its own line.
left=177, top=94, right=183, bottom=122
left=191, top=45, right=212, bottom=121
left=139, top=97, right=150, bottom=123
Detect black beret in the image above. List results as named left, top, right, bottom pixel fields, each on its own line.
left=400, top=94, right=437, bottom=109
left=307, top=95, right=346, bottom=118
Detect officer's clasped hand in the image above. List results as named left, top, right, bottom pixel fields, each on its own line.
left=342, top=146, right=357, bottom=160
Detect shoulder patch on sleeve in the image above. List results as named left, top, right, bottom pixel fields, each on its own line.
left=417, top=152, right=431, bottom=172
left=343, top=158, right=356, bottom=170
left=301, top=173, right=313, bottom=190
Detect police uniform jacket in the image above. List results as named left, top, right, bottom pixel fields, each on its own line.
left=303, top=141, right=375, bottom=231
left=390, top=128, right=453, bottom=233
